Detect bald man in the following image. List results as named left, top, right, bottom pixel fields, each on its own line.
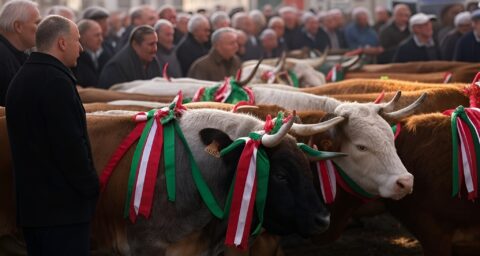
left=6, top=15, right=99, bottom=255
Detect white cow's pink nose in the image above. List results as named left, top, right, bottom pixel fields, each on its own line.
left=395, top=175, right=414, bottom=194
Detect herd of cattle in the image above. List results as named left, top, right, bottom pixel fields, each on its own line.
left=1, top=57, right=480, bottom=256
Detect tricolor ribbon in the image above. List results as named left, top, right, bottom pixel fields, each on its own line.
left=220, top=112, right=288, bottom=250
left=326, top=64, right=344, bottom=82
left=444, top=106, right=480, bottom=200
left=192, top=77, right=254, bottom=104
left=463, top=72, right=480, bottom=108
left=443, top=72, right=452, bottom=84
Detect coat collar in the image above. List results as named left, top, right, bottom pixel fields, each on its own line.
left=0, top=34, right=28, bottom=63
left=26, top=52, right=77, bottom=84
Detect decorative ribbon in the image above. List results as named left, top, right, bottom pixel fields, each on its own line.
left=463, top=72, right=480, bottom=108
left=326, top=64, right=344, bottom=82
left=444, top=106, right=480, bottom=200
left=373, top=90, right=386, bottom=104
left=162, top=63, right=171, bottom=82
left=192, top=77, right=254, bottom=104
left=220, top=112, right=289, bottom=250
left=443, top=72, right=452, bottom=84
left=287, top=70, right=299, bottom=88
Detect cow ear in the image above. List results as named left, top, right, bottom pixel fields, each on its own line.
left=199, top=128, right=233, bottom=158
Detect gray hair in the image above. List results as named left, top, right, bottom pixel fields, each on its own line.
left=47, top=5, right=76, bottom=20
left=77, top=19, right=97, bottom=36
left=393, top=4, right=410, bottom=16
left=249, top=9, right=266, bottom=28
left=154, top=19, right=173, bottom=33
left=278, top=6, right=297, bottom=16
left=301, top=12, right=316, bottom=24
left=36, top=15, right=71, bottom=52
left=187, top=14, right=208, bottom=33
left=129, top=25, right=155, bottom=45
left=0, top=0, right=38, bottom=33
left=268, top=16, right=284, bottom=28
left=210, top=11, right=230, bottom=30
left=158, top=4, right=175, bottom=18
left=177, top=12, right=191, bottom=22
left=211, top=27, right=236, bottom=45
left=231, top=12, right=248, bottom=29
left=130, top=5, right=151, bottom=22
left=352, top=7, right=369, bottom=20
left=259, top=28, right=276, bottom=40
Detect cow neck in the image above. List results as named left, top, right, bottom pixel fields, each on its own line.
left=98, top=92, right=225, bottom=223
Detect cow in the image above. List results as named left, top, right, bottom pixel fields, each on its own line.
left=358, top=61, right=474, bottom=74
left=77, top=87, right=175, bottom=104
left=0, top=108, right=336, bottom=255
left=0, top=107, right=4, bottom=117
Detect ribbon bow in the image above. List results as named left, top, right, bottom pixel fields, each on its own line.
left=192, top=77, right=255, bottom=104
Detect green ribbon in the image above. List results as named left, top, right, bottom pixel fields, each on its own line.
left=201, top=78, right=250, bottom=104
left=287, top=70, right=299, bottom=88
left=297, top=143, right=347, bottom=159
left=124, top=109, right=156, bottom=217
left=334, top=163, right=377, bottom=199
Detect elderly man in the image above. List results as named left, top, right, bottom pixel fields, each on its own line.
left=176, top=14, right=211, bottom=76
left=268, top=16, right=287, bottom=54
left=232, top=12, right=262, bottom=61
left=158, top=5, right=184, bottom=44
left=345, top=7, right=381, bottom=50
left=73, top=19, right=107, bottom=87
left=279, top=6, right=303, bottom=50
left=378, top=4, right=411, bottom=63
left=441, top=11, right=471, bottom=60
left=323, top=9, right=348, bottom=51
left=235, top=29, right=248, bottom=58
left=259, top=28, right=279, bottom=58
left=454, top=9, right=480, bottom=62
left=0, top=0, right=40, bottom=106
left=98, top=25, right=161, bottom=89
left=6, top=15, right=99, bottom=255
left=81, top=6, right=116, bottom=53
left=47, top=5, right=76, bottom=21
left=117, top=5, right=157, bottom=50
left=393, top=13, right=440, bottom=62
left=188, top=27, right=241, bottom=81
left=210, top=11, right=230, bottom=31
left=298, top=12, right=329, bottom=52
left=374, top=6, right=390, bottom=32
left=154, top=20, right=181, bottom=78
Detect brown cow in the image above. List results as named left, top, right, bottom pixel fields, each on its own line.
left=77, top=87, right=174, bottom=103
left=0, top=107, right=4, bottom=117
left=358, top=61, right=472, bottom=74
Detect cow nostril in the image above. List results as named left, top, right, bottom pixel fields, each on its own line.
left=396, top=180, right=405, bottom=189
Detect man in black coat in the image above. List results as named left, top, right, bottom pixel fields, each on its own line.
left=393, top=13, right=440, bottom=63
left=5, top=15, right=99, bottom=255
left=378, top=4, right=411, bottom=63
left=454, top=9, right=480, bottom=62
left=73, top=19, right=113, bottom=87
left=98, top=25, right=162, bottom=89
left=297, top=12, right=330, bottom=52
left=279, top=6, right=304, bottom=50
left=176, top=14, right=211, bottom=76
left=0, top=0, right=41, bottom=106
left=441, top=11, right=471, bottom=61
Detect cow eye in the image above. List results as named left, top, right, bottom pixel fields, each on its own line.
left=275, top=173, right=288, bottom=182
left=356, top=145, right=368, bottom=151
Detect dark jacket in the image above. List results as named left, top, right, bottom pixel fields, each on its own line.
left=72, top=45, right=114, bottom=87
left=453, top=31, right=480, bottom=62
left=0, top=34, right=28, bottom=106
left=242, top=36, right=263, bottom=61
left=173, top=27, right=185, bottom=45
left=98, top=45, right=162, bottom=89
left=116, top=25, right=135, bottom=52
left=378, top=21, right=410, bottom=64
left=187, top=49, right=242, bottom=81
left=5, top=52, right=99, bottom=227
left=392, top=36, right=440, bottom=63
left=440, top=30, right=463, bottom=61
left=297, top=28, right=330, bottom=52
left=284, top=26, right=304, bottom=50
left=176, top=33, right=210, bottom=76
left=156, top=44, right=182, bottom=78
left=325, top=28, right=348, bottom=50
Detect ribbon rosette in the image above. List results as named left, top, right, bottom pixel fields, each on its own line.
left=192, top=77, right=255, bottom=104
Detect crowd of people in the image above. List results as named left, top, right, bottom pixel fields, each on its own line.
left=2, top=1, right=480, bottom=103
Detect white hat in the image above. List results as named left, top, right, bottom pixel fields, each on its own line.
left=409, top=13, right=436, bottom=30
left=454, top=11, right=472, bottom=26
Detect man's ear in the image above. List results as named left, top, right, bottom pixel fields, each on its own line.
left=13, top=21, right=22, bottom=33
left=199, top=128, right=233, bottom=158
left=58, top=36, right=67, bottom=51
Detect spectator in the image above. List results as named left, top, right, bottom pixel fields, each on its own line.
left=378, top=4, right=412, bottom=63
left=440, top=11, right=471, bottom=60
left=106, top=11, right=127, bottom=49
left=188, top=27, right=241, bottom=81
left=374, top=6, right=390, bottom=32
left=176, top=14, right=210, bottom=76
left=0, top=0, right=40, bottom=106
left=323, top=9, right=348, bottom=51
left=235, top=29, right=247, bottom=58
left=117, top=5, right=157, bottom=50
left=154, top=20, right=181, bottom=78
left=262, top=4, right=274, bottom=22
left=176, top=12, right=190, bottom=35
left=298, top=12, right=329, bottom=52
left=279, top=6, right=303, bottom=50
left=46, top=5, right=76, bottom=21
left=393, top=13, right=440, bottom=62
left=158, top=5, right=184, bottom=44
left=345, top=7, right=380, bottom=49
left=98, top=25, right=161, bottom=89
left=250, top=9, right=267, bottom=36
left=81, top=7, right=115, bottom=64
left=6, top=15, right=99, bottom=255
left=454, top=9, right=480, bottom=62
left=259, top=28, right=279, bottom=58
left=437, top=4, right=465, bottom=43
left=232, top=12, right=262, bottom=60
left=268, top=16, right=287, bottom=54
left=210, top=11, right=230, bottom=31
left=73, top=20, right=105, bottom=87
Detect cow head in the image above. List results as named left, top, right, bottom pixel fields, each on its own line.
left=291, top=92, right=426, bottom=200
left=197, top=110, right=331, bottom=238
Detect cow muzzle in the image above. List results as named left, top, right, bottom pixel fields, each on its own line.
left=383, top=173, right=414, bottom=200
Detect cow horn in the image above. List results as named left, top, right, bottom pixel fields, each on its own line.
left=238, top=58, right=263, bottom=86
left=380, top=91, right=401, bottom=112
left=290, top=116, right=345, bottom=136
left=262, top=110, right=296, bottom=148
left=341, top=55, right=360, bottom=69
left=382, top=92, right=427, bottom=119
left=308, top=48, right=329, bottom=68
left=272, top=52, right=287, bottom=74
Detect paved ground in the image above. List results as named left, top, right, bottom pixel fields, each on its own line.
left=282, top=214, right=422, bottom=256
